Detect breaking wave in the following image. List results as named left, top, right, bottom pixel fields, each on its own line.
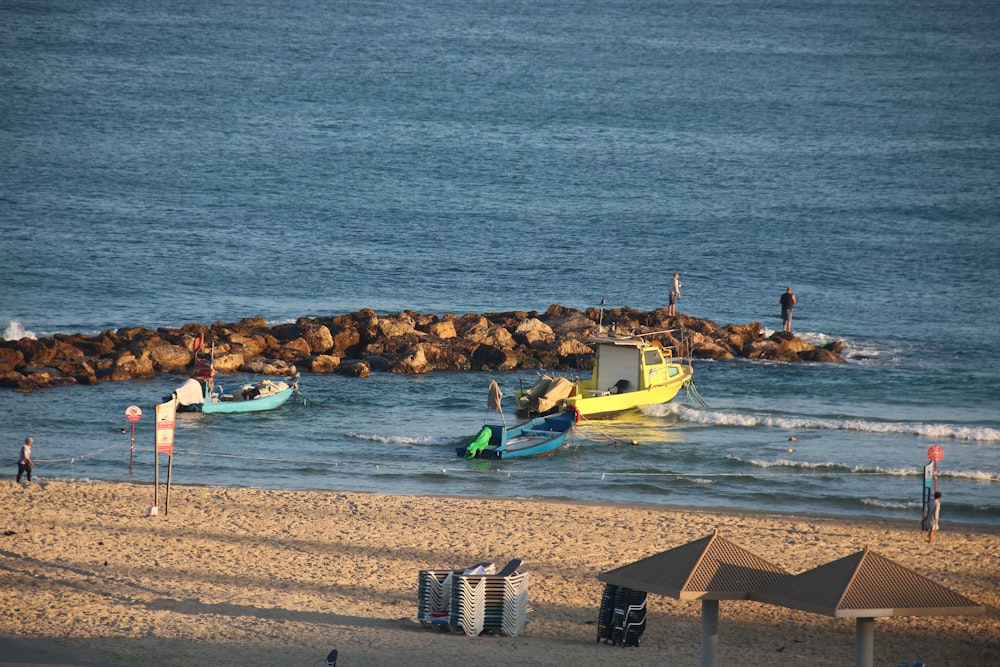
left=725, top=455, right=1000, bottom=482
left=3, top=320, right=36, bottom=340
left=667, top=404, right=1000, bottom=442
left=346, top=432, right=436, bottom=446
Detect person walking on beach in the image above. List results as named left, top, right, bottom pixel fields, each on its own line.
left=16, top=436, right=33, bottom=483
left=780, top=286, right=796, bottom=333
left=927, top=491, right=942, bottom=543
left=668, top=272, right=682, bottom=316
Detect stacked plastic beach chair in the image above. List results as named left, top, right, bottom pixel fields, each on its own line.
left=417, top=559, right=529, bottom=637
left=418, top=562, right=495, bottom=629
left=596, top=583, right=647, bottom=647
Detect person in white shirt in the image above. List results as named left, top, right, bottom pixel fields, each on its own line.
left=17, top=436, right=33, bottom=483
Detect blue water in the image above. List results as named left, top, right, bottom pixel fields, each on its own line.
left=2, top=0, right=998, bottom=526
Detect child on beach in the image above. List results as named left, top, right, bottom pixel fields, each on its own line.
left=927, top=491, right=942, bottom=543
left=17, top=436, right=33, bottom=483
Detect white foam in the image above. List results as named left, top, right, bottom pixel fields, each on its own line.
left=3, top=320, right=36, bottom=340
left=725, top=454, right=998, bottom=483
left=346, top=432, right=434, bottom=446
left=861, top=497, right=922, bottom=510
left=661, top=404, right=1000, bottom=442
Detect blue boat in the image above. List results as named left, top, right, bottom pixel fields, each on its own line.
left=456, top=409, right=578, bottom=459
left=457, top=380, right=577, bottom=459
left=172, top=374, right=299, bottom=413
left=169, top=334, right=300, bottom=414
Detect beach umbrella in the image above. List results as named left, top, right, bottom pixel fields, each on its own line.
left=599, top=531, right=790, bottom=667
left=751, top=548, right=986, bottom=667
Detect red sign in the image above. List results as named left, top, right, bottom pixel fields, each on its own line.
left=927, top=446, right=943, bottom=462
left=125, top=405, right=143, bottom=422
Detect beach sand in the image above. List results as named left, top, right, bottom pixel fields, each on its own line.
left=1, top=480, right=997, bottom=666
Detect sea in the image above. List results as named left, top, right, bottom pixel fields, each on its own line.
left=2, top=0, right=998, bottom=528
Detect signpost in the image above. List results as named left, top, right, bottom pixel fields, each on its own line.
left=125, top=405, right=142, bottom=472
left=154, top=400, right=177, bottom=516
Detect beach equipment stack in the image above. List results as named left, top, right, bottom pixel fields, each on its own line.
left=417, top=560, right=529, bottom=637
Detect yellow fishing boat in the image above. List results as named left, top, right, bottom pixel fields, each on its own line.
left=515, top=334, right=693, bottom=419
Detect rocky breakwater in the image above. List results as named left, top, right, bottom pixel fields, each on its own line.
left=0, top=304, right=845, bottom=392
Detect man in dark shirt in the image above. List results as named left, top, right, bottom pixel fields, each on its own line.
left=780, top=287, right=797, bottom=333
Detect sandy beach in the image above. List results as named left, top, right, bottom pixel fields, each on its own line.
left=1, top=480, right=997, bottom=667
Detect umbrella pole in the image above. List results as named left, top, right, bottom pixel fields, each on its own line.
left=854, top=617, right=874, bottom=667
left=701, top=599, right=719, bottom=667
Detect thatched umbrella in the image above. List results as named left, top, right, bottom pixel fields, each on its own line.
left=599, top=531, right=790, bottom=667
left=751, top=548, right=986, bottom=667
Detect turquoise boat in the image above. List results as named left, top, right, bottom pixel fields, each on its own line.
left=169, top=335, right=299, bottom=413
left=457, top=379, right=577, bottom=459
left=456, top=409, right=577, bottom=460
left=171, top=373, right=299, bottom=414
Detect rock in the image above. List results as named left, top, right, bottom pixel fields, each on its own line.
left=799, top=348, right=847, bottom=363
left=329, top=327, right=363, bottom=358
left=514, top=318, right=555, bottom=348
left=391, top=345, right=430, bottom=374
left=229, top=333, right=269, bottom=357
left=824, top=340, right=846, bottom=355
left=53, top=360, right=99, bottom=385
left=427, top=320, right=457, bottom=339
left=145, top=343, right=193, bottom=372
left=554, top=338, right=593, bottom=357
left=336, top=360, right=371, bottom=377
left=377, top=313, right=416, bottom=338
left=240, top=359, right=297, bottom=376
left=471, top=344, right=518, bottom=371
left=545, top=305, right=596, bottom=337
left=692, top=340, right=737, bottom=360
left=365, top=356, right=391, bottom=372
left=296, top=319, right=334, bottom=354
left=271, top=338, right=311, bottom=359
left=212, top=352, right=245, bottom=372
left=419, top=338, right=471, bottom=371
left=108, top=351, right=155, bottom=381
left=0, top=345, right=25, bottom=373
left=309, top=354, right=341, bottom=373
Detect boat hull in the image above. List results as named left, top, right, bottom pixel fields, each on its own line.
left=566, top=365, right=692, bottom=418
left=198, top=386, right=295, bottom=413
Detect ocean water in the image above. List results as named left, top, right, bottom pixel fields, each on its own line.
left=2, top=0, right=998, bottom=527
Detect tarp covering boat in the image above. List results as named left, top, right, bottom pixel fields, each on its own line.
left=536, top=376, right=574, bottom=413
left=174, top=378, right=206, bottom=408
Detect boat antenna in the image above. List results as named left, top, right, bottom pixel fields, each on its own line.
left=598, top=298, right=606, bottom=334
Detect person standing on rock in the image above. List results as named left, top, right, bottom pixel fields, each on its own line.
left=668, top=272, right=682, bottom=316
left=16, top=436, right=34, bottom=483
left=780, top=286, right=797, bottom=333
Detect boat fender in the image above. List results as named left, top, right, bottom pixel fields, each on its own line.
left=568, top=404, right=581, bottom=424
